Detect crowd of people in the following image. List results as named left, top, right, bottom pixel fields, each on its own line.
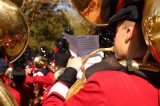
left=0, top=0, right=160, bottom=106
left=0, top=27, right=73, bottom=106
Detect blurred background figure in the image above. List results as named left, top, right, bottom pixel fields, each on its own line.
left=39, top=46, right=54, bottom=64
left=0, top=58, right=21, bottom=106
left=64, top=27, right=74, bottom=35
left=51, top=51, right=71, bottom=81
left=54, top=27, right=74, bottom=55
left=93, top=26, right=115, bottom=48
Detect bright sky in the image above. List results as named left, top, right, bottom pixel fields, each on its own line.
left=53, top=1, right=75, bottom=13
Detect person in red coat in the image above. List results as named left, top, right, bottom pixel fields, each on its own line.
left=25, top=51, right=71, bottom=105
left=43, top=0, right=160, bottom=106
left=13, top=68, right=35, bottom=106
left=0, top=58, right=21, bottom=106
left=25, top=67, right=54, bottom=104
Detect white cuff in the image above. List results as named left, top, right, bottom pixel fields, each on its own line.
left=76, top=70, right=83, bottom=79
left=48, top=82, right=69, bottom=99
left=84, top=51, right=104, bottom=70
left=33, top=72, right=44, bottom=76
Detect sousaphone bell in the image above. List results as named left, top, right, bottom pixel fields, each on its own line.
left=72, top=0, right=133, bottom=26
left=0, top=0, right=29, bottom=63
left=0, top=0, right=29, bottom=105
left=142, top=0, right=160, bottom=64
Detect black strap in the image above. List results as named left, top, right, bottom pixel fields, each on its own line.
left=85, top=57, right=124, bottom=79
left=57, top=67, right=77, bottom=88
left=126, top=58, right=138, bottom=72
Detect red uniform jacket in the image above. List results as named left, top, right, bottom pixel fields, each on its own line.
left=43, top=70, right=160, bottom=106
left=2, top=77, right=21, bottom=106
left=25, top=71, right=55, bottom=103
left=15, top=83, right=35, bottom=106
left=6, top=86, right=21, bottom=106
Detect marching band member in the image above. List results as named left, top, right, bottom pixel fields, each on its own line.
left=24, top=51, right=71, bottom=105
left=0, top=58, right=21, bottom=106
left=43, top=0, right=160, bottom=106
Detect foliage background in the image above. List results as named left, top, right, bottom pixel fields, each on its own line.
left=19, top=0, right=95, bottom=53
left=9, top=0, right=115, bottom=67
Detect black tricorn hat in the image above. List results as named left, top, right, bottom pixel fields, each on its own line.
left=108, top=0, right=144, bottom=25
left=108, top=5, right=138, bottom=24
left=54, top=52, right=71, bottom=67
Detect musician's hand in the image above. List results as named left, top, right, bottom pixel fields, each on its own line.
left=67, top=57, right=83, bottom=71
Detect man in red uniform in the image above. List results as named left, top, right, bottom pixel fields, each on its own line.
left=0, top=58, right=21, bottom=106
left=24, top=64, right=54, bottom=105
left=25, top=51, right=71, bottom=105
left=43, top=0, right=160, bottom=106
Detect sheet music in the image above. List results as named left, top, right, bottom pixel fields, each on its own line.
left=63, top=33, right=99, bottom=57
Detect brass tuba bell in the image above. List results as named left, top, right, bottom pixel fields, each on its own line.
left=34, top=56, right=47, bottom=69
left=0, top=0, right=29, bottom=63
left=72, top=0, right=133, bottom=26
left=0, top=0, right=29, bottom=105
left=142, top=0, right=160, bottom=64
